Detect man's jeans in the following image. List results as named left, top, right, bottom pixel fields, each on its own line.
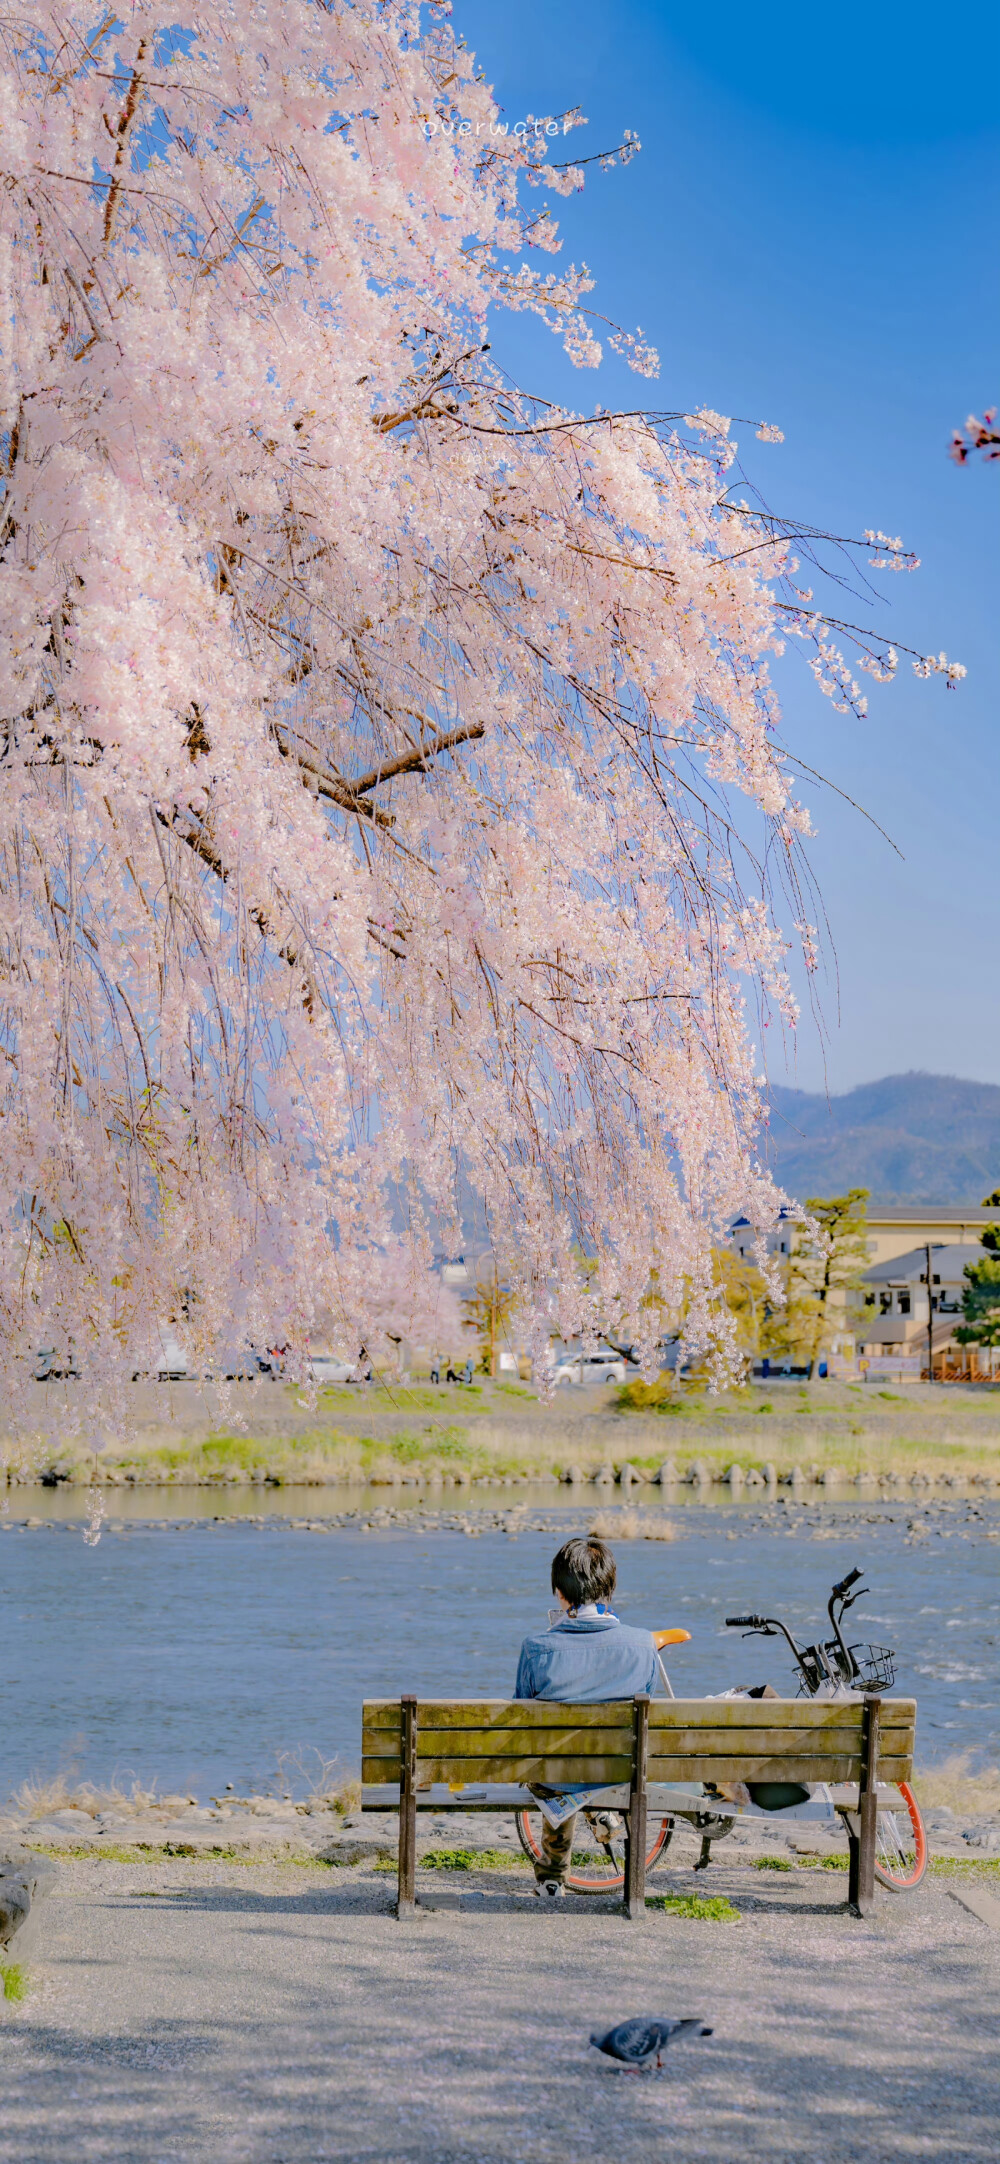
left=534, top=1805, right=579, bottom=1884
left=529, top=1787, right=621, bottom=1883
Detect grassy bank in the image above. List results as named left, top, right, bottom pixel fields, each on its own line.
left=5, top=1375, right=1000, bottom=1488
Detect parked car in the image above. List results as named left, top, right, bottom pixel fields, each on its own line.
left=552, top=1349, right=631, bottom=1388
left=132, top=1329, right=199, bottom=1382
left=307, top=1354, right=372, bottom=1385
left=34, top=1348, right=81, bottom=1382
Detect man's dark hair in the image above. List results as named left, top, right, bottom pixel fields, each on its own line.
left=551, top=1536, right=617, bottom=1609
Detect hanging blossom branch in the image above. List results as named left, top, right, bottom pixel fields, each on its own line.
left=949, top=410, right=1000, bottom=465
left=0, top=0, right=961, bottom=1435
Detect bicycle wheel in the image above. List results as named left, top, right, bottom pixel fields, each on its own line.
left=514, top=1808, right=674, bottom=1894
left=873, top=1782, right=928, bottom=1891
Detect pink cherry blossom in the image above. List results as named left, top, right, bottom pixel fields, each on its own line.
left=0, top=4, right=954, bottom=1438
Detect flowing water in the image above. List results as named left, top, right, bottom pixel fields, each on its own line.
left=2, top=1487, right=998, bottom=1799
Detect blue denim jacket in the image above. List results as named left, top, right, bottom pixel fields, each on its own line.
left=514, top=1611, right=658, bottom=1702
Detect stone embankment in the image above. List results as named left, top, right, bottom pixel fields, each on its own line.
left=7, top=1454, right=1000, bottom=1494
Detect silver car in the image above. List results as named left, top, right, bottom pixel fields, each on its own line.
left=552, top=1350, right=629, bottom=1388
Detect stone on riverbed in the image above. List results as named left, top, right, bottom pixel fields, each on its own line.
left=0, top=1842, right=58, bottom=1954
left=0, top=1872, right=32, bottom=1946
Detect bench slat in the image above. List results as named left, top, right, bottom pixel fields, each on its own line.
left=361, top=1723, right=902, bottom=1762
left=361, top=1700, right=633, bottom=1732
left=363, top=1754, right=634, bottom=1785
left=650, top=1700, right=914, bottom=1732
left=363, top=1724, right=632, bottom=1750
left=647, top=1754, right=913, bottom=1782
left=363, top=1750, right=913, bottom=1786
left=362, top=1697, right=914, bottom=1733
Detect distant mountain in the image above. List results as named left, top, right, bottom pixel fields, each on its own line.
left=763, top=1072, right=1000, bottom=1206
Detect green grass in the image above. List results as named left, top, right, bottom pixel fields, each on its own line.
left=1, top=1965, right=28, bottom=2004
left=289, top=1850, right=378, bottom=1869
left=928, top=1856, right=1000, bottom=1879
left=26, top=1839, right=269, bottom=1865
left=420, top=1847, right=526, bottom=1871
left=753, top=1854, right=793, bottom=1870
left=646, top=1893, right=740, bottom=1920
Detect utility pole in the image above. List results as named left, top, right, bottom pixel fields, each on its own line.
left=925, top=1241, right=934, bottom=1384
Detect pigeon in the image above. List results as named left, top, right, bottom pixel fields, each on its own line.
left=589, top=2017, right=713, bottom=2071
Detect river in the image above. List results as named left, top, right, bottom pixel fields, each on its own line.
left=2, top=1487, right=997, bottom=1798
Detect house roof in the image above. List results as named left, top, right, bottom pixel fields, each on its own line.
left=865, top=1205, right=993, bottom=1224
left=729, top=1206, right=797, bottom=1230
left=863, top=1242, right=986, bottom=1285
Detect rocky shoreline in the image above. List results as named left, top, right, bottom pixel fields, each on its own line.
left=3, top=1786, right=997, bottom=1872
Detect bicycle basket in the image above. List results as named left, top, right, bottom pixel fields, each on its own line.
left=851, top=1643, right=896, bottom=1690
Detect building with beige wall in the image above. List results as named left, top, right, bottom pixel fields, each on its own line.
left=862, top=1206, right=992, bottom=1266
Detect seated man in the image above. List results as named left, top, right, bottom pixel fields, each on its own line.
left=514, top=1535, right=658, bottom=1898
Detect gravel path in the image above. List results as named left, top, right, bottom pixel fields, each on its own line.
left=2, top=1849, right=998, bottom=2163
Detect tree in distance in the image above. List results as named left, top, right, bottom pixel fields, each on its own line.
left=956, top=1189, right=1000, bottom=1351
left=461, top=1269, right=518, bottom=1378
left=0, top=6, right=960, bottom=1425
left=765, top=1190, right=871, bottom=1375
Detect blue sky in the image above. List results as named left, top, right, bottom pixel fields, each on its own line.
left=459, top=0, right=999, bottom=1096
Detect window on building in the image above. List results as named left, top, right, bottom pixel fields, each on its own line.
left=899, top=1291, right=911, bottom=1315
left=879, top=1291, right=892, bottom=1315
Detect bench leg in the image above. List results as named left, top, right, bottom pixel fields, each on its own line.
left=397, top=1695, right=418, bottom=1918
left=849, top=1694, right=881, bottom=1919
left=624, top=1694, right=650, bottom=1921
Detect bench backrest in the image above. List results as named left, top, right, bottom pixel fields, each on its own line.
left=362, top=1696, right=916, bottom=1787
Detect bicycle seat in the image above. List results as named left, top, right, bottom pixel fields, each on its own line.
left=652, top=1628, right=691, bottom=1648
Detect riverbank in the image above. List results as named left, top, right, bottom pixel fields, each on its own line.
left=6, top=1375, right=1000, bottom=1491
left=4, top=1766, right=998, bottom=1866
left=3, top=1845, right=998, bottom=2163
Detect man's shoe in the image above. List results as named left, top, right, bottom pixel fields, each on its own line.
left=533, top=1879, right=567, bottom=1900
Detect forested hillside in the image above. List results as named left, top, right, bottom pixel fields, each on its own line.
left=765, top=1074, right=1000, bottom=1204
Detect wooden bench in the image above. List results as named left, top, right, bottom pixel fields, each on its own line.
left=362, top=1693, right=916, bottom=1919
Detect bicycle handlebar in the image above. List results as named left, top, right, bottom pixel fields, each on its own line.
left=725, top=1613, right=770, bottom=1629
left=832, top=1567, right=863, bottom=1599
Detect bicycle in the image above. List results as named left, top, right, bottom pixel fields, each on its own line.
left=514, top=1569, right=927, bottom=1894
left=724, top=1566, right=927, bottom=1892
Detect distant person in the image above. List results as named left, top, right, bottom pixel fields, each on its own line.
left=429, top=1354, right=441, bottom=1384
left=462, top=1356, right=474, bottom=1385
left=514, top=1537, right=658, bottom=1898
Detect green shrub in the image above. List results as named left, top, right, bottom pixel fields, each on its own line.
left=754, top=1855, right=792, bottom=1871
left=615, top=1377, right=687, bottom=1415
left=1, top=1965, right=28, bottom=2003
left=199, top=1434, right=270, bottom=1471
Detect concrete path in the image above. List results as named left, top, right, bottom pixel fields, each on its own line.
left=2, top=1852, right=998, bottom=2164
